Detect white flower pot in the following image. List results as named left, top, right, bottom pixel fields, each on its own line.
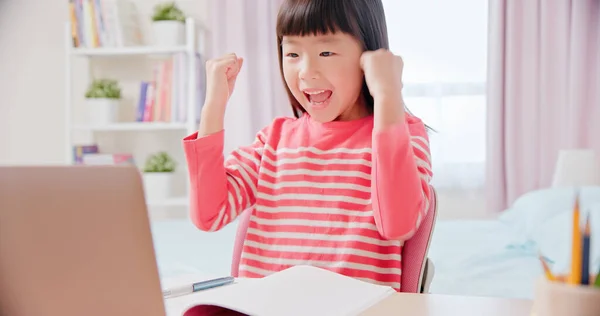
left=86, top=98, right=119, bottom=125
left=143, top=172, right=175, bottom=201
left=152, top=21, right=185, bottom=46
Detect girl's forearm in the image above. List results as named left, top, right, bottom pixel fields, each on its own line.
left=373, top=93, right=404, bottom=132
left=198, top=102, right=226, bottom=138
left=370, top=113, right=433, bottom=241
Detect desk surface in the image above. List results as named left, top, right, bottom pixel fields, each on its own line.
left=360, top=293, right=534, bottom=316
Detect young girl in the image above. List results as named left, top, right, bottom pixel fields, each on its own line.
left=183, top=0, right=432, bottom=291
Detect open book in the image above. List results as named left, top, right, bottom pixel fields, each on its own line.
left=163, top=265, right=395, bottom=316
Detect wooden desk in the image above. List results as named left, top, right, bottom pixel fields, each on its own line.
left=360, top=293, right=533, bottom=316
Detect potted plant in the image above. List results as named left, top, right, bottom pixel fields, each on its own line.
left=151, top=2, right=186, bottom=46
left=142, top=151, right=177, bottom=200
left=85, top=79, right=121, bottom=125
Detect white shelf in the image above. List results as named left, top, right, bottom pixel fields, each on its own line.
left=71, top=122, right=188, bottom=131
left=65, top=17, right=200, bottom=210
left=70, top=46, right=188, bottom=57
left=147, top=197, right=189, bottom=207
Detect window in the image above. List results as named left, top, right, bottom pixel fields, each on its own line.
left=382, top=0, right=488, bottom=189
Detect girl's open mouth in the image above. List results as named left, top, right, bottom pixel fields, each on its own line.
left=304, top=89, right=333, bottom=109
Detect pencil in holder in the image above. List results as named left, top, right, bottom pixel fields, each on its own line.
left=532, top=276, right=600, bottom=316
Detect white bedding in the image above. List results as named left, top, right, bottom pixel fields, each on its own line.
left=427, top=219, right=542, bottom=299
left=150, top=218, right=543, bottom=300
left=151, top=219, right=238, bottom=278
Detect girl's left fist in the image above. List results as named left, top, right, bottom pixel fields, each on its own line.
left=360, top=49, right=404, bottom=100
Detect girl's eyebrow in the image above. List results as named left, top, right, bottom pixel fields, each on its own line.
left=281, top=38, right=297, bottom=45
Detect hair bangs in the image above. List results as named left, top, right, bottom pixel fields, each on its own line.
left=276, top=0, right=360, bottom=41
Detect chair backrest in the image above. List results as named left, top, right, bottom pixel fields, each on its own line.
left=400, top=186, right=438, bottom=293
left=231, top=207, right=253, bottom=277
left=230, top=187, right=439, bottom=289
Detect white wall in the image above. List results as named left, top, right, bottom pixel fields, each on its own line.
left=0, top=0, right=210, bottom=166
left=0, top=0, right=67, bottom=164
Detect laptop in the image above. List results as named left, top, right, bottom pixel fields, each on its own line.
left=0, top=165, right=166, bottom=316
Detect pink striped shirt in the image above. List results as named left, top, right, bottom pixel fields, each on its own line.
left=183, top=112, right=432, bottom=291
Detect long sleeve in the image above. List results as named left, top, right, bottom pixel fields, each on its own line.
left=371, top=114, right=433, bottom=241
left=182, top=128, right=268, bottom=232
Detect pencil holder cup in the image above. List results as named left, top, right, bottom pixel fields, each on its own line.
left=532, top=277, right=600, bottom=316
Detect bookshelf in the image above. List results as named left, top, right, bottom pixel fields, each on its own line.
left=64, top=16, right=201, bottom=210
left=70, top=46, right=188, bottom=57
left=71, top=122, right=188, bottom=132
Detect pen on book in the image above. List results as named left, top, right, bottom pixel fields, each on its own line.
left=568, top=193, right=582, bottom=285
left=162, top=276, right=235, bottom=299
left=581, top=213, right=591, bottom=285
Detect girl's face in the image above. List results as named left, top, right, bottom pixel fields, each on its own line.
left=281, top=32, right=368, bottom=122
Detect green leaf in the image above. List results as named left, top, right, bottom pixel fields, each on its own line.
left=143, top=151, right=177, bottom=172
left=85, top=79, right=121, bottom=99
left=152, top=2, right=186, bottom=22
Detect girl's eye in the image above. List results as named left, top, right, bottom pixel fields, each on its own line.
left=320, top=52, right=334, bottom=57
left=286, top=53, right=299, bottom=58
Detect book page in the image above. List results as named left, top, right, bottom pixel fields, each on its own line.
left=161, top=272, right=220, bottom=293
left=165, top=265, right=395, bottom=316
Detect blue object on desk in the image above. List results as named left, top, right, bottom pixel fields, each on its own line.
left=581, top=214, right=591, bottom=285
left=163, top=276, right=235, bottom=299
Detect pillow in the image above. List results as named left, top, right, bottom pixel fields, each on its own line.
left=499, top=186, right=600, bottom=248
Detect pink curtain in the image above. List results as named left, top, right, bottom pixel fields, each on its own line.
left=486, top=0, right=600, bottom=212
left=207, top=0, right=289, bottom=154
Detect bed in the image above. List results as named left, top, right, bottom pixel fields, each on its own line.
left=150, top=187, right=600, bottom=301
left=426, top=219, right=542, bottom=299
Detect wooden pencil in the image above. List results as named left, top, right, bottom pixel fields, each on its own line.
left=568, top=194, right=582, bottom=285
left=581, top=214, right=591, bottom=285
left=539, top=255, right=556, bottom=281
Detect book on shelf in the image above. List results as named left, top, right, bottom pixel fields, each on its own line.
left=81, top=153, right=135, bottom=166
left=73, top=144, right=99, bottom=164
left=135, top=54, right=205, bottom=123
left=72, top=144, right=135, bottom=166
left=68, top=0, right=143, bottom=48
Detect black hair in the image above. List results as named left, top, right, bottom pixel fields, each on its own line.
left=275, top=0, right=434, bottom=132
left=276, top=0, right=388, bottom=118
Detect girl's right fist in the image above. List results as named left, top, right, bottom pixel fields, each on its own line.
left=204, top=53, right=244, bottom=108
